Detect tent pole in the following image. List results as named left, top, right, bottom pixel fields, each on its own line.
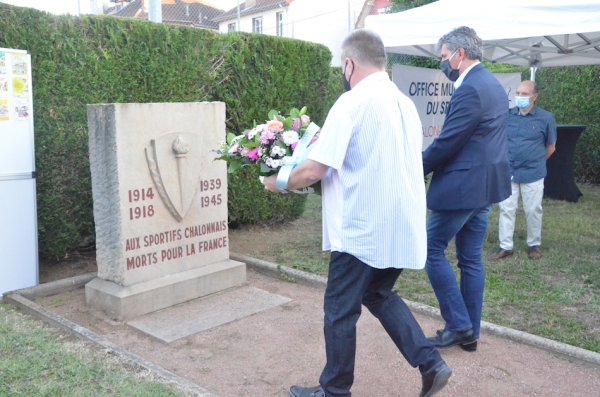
left=530, top=66, right=537, bottom=82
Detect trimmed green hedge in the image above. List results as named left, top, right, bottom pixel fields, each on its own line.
left=326, top=66, right=345, bottom=111
left=0, top=4, right=333, bottom=259
left=533, top=66, right=600, bottom=184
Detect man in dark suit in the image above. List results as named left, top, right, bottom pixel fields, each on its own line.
left=422, top=26, right=511, bottom=352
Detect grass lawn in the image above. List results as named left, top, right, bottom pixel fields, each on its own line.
left=0, top=303, right=185, bottom=397
left=270, top=184, right=600, bottom=353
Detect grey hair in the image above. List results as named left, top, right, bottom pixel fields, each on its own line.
left=341, top=29, right=387, bottom=69
left=436, top=26, right=483, bottom=61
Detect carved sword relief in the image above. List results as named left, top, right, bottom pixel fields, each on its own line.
left=145, top=132, right=202, bottom=222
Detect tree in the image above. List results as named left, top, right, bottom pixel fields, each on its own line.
left=390, top=0, right=437, bottom=13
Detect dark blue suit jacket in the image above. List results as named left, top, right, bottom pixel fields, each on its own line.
left=422, top=63, right=511, bottom=211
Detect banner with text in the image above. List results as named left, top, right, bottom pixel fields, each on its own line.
left=392, top=65, right=521, bottom=150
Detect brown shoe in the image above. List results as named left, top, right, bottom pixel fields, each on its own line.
left=528, top=246, right=542, bottom=260
left=487, top=248, right=513, bottom=261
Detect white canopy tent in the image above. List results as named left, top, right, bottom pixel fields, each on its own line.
left=364, top=0, right=600, bottom=79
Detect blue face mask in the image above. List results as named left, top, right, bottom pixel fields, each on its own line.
left=515, top=95, right=531, bottom=109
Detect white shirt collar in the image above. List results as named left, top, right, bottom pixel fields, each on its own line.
left=454, top=61, right=480, bottom=89
left=351, top=71, right=389, bottom=91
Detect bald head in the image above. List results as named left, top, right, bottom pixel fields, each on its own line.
left=517, top=80, right=538, bottom=97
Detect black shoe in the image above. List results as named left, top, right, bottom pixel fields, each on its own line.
left=459, top=340, right=478, bottom=352
left=427, top=329, right=477, bottom=351
left=289, top=385, right=326, bottom=397
left=420, top=363, right=452, bottom=397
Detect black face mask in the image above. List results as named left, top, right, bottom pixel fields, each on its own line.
left=440, top=50, right=461, bottom=82
left=343, top=60, right=354, bottom=91
left=440, top=59, right=459, bottom=82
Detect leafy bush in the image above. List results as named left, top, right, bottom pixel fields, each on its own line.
left=227, top=166, right=307, bottom=224
left=532, top=66, right=600, bottom=183
left=326, top=66, right=345, bottom=111
left=0, top=4, right=333, bottom=259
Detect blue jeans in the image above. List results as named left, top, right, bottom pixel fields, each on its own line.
left=425, top=206, right=491, bottom=339
left=319, top=252, right=444, bottom=397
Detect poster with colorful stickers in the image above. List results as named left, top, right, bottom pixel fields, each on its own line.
left=14, top=100, right=29, bottom=121
left=0, top=53, right=6, bottom=74
left=12, top=54, right=27, bottom=75
left=0, top=98, right=9, bottom=121
left=0, top=77, right=7, bottom=98
left=13, top=76, right=28, bottom=98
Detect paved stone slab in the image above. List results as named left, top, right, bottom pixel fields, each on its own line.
left=127, top=286, right=292, bottom=343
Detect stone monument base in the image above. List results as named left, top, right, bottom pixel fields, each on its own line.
left=85, top=259, right=246, bottom=321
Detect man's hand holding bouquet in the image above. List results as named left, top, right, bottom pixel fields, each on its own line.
left=215, top=107, right=321, bottom=194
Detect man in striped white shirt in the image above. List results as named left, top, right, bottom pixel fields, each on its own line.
left=264, top=29, right=450, bottom=397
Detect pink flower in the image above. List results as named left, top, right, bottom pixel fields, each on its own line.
left=301, top=114, right=310, bottom=127
left=266, top=117, right=284, bottom=133
left=260, top=130, right=276, bottom=144
left=248, top=147, right=260, bottom=161
left=291, top=142, right=298, bottom=150
left=240, top=147, right=250, bottom=157
left=228, top=143, right=239, bottom=154
left=291, top=118, right=301, bottom=131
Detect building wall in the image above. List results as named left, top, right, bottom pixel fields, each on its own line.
left=218, top=0, right=365, bottom=66
left=219, top=7, right=289, bottom=38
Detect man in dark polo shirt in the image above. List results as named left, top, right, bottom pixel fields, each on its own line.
left=488, top=80, right=557, bottom=261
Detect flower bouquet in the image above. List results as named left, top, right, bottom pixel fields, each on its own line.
left=215, top=106, right=321, bottom=194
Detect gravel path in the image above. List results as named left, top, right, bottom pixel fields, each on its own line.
left=36, top=268, right=600, bottom=397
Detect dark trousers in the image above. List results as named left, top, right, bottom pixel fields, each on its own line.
left=319, top=252, right=444, bottom=397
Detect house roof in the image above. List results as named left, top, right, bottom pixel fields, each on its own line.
left=213, top=0, right=289, bottom=23
left=111, top=0, right=225, bottom=29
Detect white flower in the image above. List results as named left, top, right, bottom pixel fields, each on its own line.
left=232, top=135, right=244, bottom=143
left=271, top=146, right=286, bottom=157
left=247, top=124, right=264, bottom=140
left=281, top=130, right=299, bottom=146
left=265, top=158, right=273, bottom=167
left=270, top=159, right=281, bottom=169
left=258, top=148, right=266, bottom=157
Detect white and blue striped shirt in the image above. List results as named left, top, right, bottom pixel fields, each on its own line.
left=308, top=72, right=427, bottom=270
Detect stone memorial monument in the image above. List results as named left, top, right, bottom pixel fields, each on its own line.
left=85, top=102, right=245, bottom=320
